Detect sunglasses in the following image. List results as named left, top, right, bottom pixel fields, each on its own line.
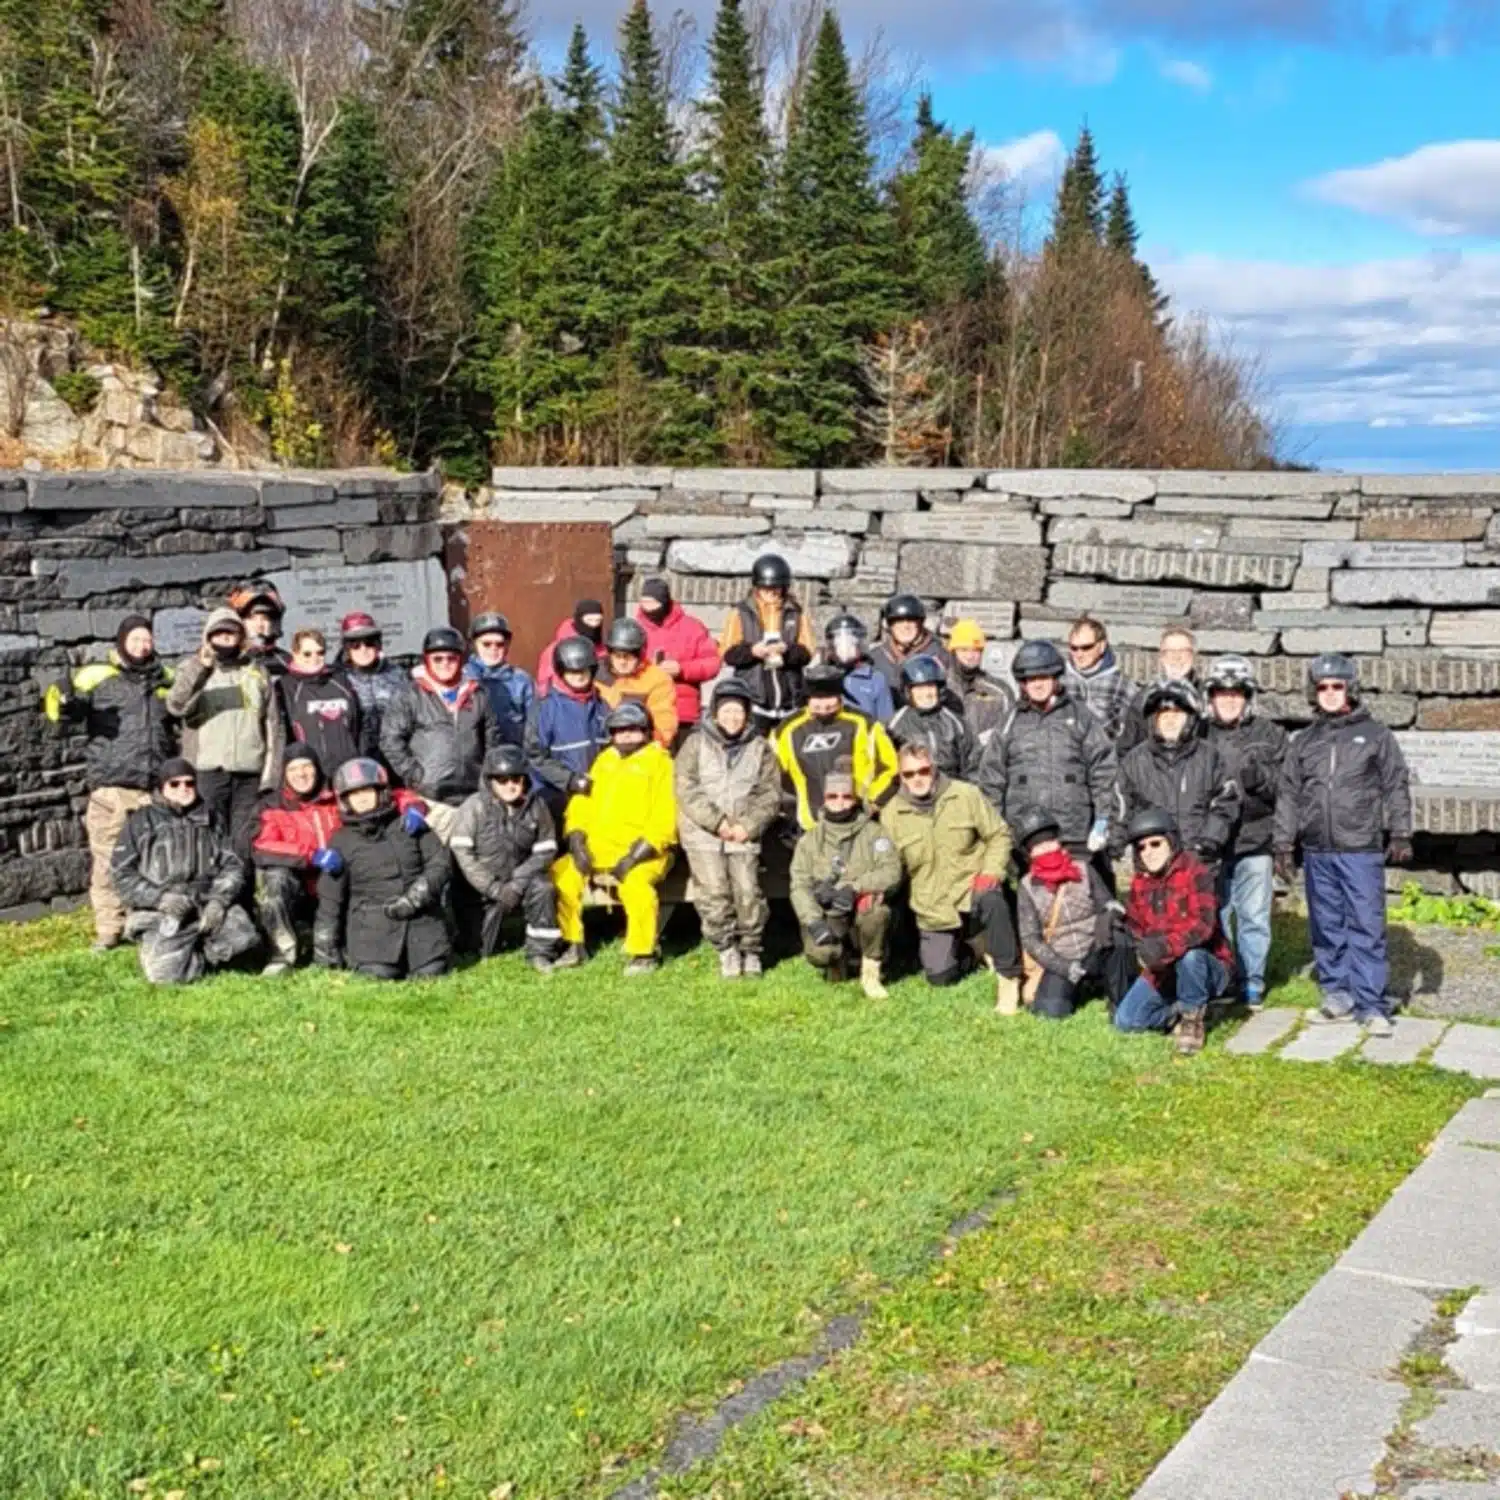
left=1068, top=639, right=1101, bottom=653
left=165, top=777, right=196, bottom=790
left=492, top=774, right=527, bottom=785
left=347, top=638, right=381, bottom=650
left=1136, top=836, right=1171, bottom=852
left=1316, top=681, right=1347, bottom=692
left=428, top=652, right=462, bottom=664
left=899, top=768, right=934, bottom=781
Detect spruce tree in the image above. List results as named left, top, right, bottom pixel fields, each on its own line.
left=1049, top=124, right=1104, bottom=253
left=1105, top=170, right=1168, bottom=322
left=770, top=9, right=903, bottom=467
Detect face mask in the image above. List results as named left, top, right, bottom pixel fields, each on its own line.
left=825, top=802, right=859, bottom=824
left=212, top=640, right=241, bottom=663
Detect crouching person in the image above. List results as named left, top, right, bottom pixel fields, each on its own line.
left=880, top=742, right=1022, bottom=1013
left=1013, top=807, right=1134, bottom=1021
left=1114, top=808, right=1231, bottom=1055
left=675, top=680, right=781, bottom=979
left=111, top=758, right=260, bottom=984
left=315, top=758, right=451, bottom=980
left=449, top=745, right=561, bottom=971
left=790, top=762, right=903, bottom=998
left=554, top=703, right=677, bottom=977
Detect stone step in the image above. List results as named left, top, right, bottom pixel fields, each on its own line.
left=1432, top=1023, right=1500, bottom=1080
left=1358, top=1016, right=1449, bottom=1065
left=1224, top=1008, right=1300, bottom=1056
left=1279, top=1020, right=1362, bottom=1063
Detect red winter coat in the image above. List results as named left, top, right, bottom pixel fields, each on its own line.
left=634, top=601, right=721, bottom=727
left=1125, top=848, right=1232, bottom=982
left=536, top=617, right=607, bottom=695
left=252, top=788, right=343, bottom=872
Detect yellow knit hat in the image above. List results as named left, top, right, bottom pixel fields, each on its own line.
left=947, top=619, right=986, bottom=651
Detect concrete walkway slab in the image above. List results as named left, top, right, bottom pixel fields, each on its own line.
left=1406, top=1485, right=1500, bottom=1499
left=1360, top=1016, right=1449, bottom=1065
left=1281, top=1020, right=1362, bottom=1063
left=1225, top=1007, right=1300, bottom=1056
left=1449, top=1330, right=1500, bottom=1392
left=1433, top=1023, right=1500, bottom=1080
left=1436, top=1096, right=1500, bottom=1151
left=1413, top=1389, right=1500, bottom=1452
left=1255, top=1267, right=1432, bottom=1379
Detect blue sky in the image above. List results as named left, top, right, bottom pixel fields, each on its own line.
left=532, top=0, right=1500, bottom=471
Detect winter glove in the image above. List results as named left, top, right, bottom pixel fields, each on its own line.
left=610, top=839, right=657, bottom=883
left=812, top=878, right=839, bottom=910
left=159, top=890, right=194, bottom=920
left=1274, top=848, right=1296, bottom=884
left=567, top=773, right=592, bottom=796
left=402, top=806, right=428, bottom=836
left=383, top=877, right=432, bottom=922
left=493, top=880, right=525, bottom=914
left=311, top=847, right=344, bottom=876
left=1194, top=840, right=1223, bottom=863
left=971, top=872, right=1001, bottom=896
left=856, top=892, right=883, bottom=915
left=808, top=921, right=837, bottom=950
left=1067, top=961, right=1088, bottom=985
left=1086, top=817, right=1110, bottom=854
left=827, top=885, right=857, bottom=917
left=568, top=832, right=593, bottom=878
left=1387, top=835, right=1414, bottom=867
left=198, top=899, right=226, bottom=938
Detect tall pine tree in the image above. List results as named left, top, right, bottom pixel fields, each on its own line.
left=1105, top=170, right=1168, bottom=324
left=1049, top=124, right=1104, bottom=253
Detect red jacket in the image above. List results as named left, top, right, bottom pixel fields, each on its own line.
left=634, top=602, right=721, bottom=726
left=1125, top=849, right=1231, bottom=981
left=536, top=617, right=607, bottom=695
left=252, top=788, right=342, bottom=869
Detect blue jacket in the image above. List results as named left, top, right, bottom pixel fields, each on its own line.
left=523, top=686, right=612, bottom=811
left=842, top=661, right=895, bottom=725
left=465, top=658, right=535, bottom=747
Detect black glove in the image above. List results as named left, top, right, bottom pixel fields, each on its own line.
left=812, top=878, right=838, bottom=910
left=383, top=877, right=432, bottom=922
left=159, top=890, right=194, bottom=920
left=808, top=921, right=837, bottom=950
left=1387, top=835, right=1413, bottom=867
left=1194, top=840, right=1222, bottom=863
left=827, top=885, right=857, bottom=917
left=568, top=831, right=593, bottom=878
left=199, top=899, right=226, bottom=938
left=610, top=839, right=656, bottom=883
left=1274, top=848, right=1296, bottom=884
left=567, top=773, right=592, bottom=796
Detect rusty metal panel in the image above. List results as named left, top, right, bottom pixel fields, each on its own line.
left=446, top=521, right=616, bottom=676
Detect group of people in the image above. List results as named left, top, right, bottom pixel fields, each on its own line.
left=44, top=552, right=1414, bottom=1054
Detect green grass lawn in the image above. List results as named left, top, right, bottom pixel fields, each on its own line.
left=0, top=909, right=1477, bottom=1500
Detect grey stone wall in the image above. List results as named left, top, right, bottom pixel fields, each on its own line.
left=1, top=467, right=441, bottom=920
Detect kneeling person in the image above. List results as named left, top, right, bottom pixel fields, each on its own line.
left=450, top=745, right=561, bottom=971
left=111, top=758, right=260, bottom=984
left=791, top=763, right=903, bottom=998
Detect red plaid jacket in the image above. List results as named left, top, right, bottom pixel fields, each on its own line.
left=1125, top=849, right=1232, bottom=979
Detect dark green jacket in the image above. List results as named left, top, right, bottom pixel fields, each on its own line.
left=789, top=810, right=903, bottom=930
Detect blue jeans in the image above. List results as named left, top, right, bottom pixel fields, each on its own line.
left=1220, top=853, right=1273, bottom=999
left=1114, top=948, right=1229, bottom=1033
left=1303, top=850, right=1389, bottom=1019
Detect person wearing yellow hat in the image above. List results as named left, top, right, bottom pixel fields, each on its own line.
left=944, top=620, right=1014, bottom=754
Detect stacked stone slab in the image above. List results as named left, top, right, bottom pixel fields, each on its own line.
left=0, top=467, right=442, bottom=919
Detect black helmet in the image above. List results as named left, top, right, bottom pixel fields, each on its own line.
left=606, top=701, right=651, bottom=735
left=553, top=635, right=599, bottom=677
left=824, top=612, right=868, bottom=644
left=882, top=593, right=927, bottom=625
left=1012, top=806, right=1062, bottom=849
left=606, top=618, right=647, bottom=655
left=1143, top=677, right=1204, bottom=719
left=423, top=626, right=465, bottom=656
left=332, top=757, right=389, bottom=799
left=1307, top=652, right=1360, bottom=706
left=1127, top=807, right=1178, bottom=847
left=711, top=678, right=756, bottom=711
left=803, top=662, right=846, bottom=698
left=484, top=744, right=529, bottom=780
left=901, top=654, right=947, bottom=689
left=471, top=612, right=512, bottom=640
left=1205, top=654, right=1258, bottom=696
left=751, top=553, right=792, bottom=590
left=1012, top=639, right=1066, bottom=681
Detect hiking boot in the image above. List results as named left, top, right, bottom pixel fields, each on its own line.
left=261, top=959, right=293, bottom=978
left=718, top=947, right=743, bottom=980
left=860, top=957, right=888, bottom=1000
left=90, top=935, right=121, bottom=955
left=825, top=955, right=847, bottom=984
left=624, top=955, right=659, bottom=978
left=994, top=973, right=1021, bottom=1017
left=527, top=953, right=554, bottom=975
left=1175, top=1008, right=1207, bottom=1055
left=1364, top=1014, right=1395, bottom=1039
left=741, top=952, right=763, bottom=978
left=552, top=943, right=586, bottom=971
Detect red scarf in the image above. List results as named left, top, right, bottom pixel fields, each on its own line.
left=1029, top=848, right=1083, bottom=890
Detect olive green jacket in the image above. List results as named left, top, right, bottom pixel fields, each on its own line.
left=879, top=777, right=1012, bottom=931
left=789, top=810, right=903, bottom=930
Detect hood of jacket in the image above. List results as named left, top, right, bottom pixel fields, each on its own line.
left=1071, top=646, right=1120, bottom=681
left=201, top=606, right=245, bottom=647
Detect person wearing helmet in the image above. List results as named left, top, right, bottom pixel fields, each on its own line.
left=1273, top=654, right=1412, bottom=1035
left=448, top=745, right=561, bottom=971
left=315, top=757, right=452, bottom=979
left=1118, top=626, right=1203, bottom=754
left=1115, top=808, right=1232, bottom=1055
left=525, top=635, right=613, bottom=818
left=464, top=612, right=535, bottom=748
left=1063, top=616, right=1136, bottom=742
left=871, top=595, right=950, bottom=696
left=773, top=662, right=898, bottom=832
left=554, top=702, right=677, bottom=976
left=824, top=613, right=894, bottom=724
left=598, top=617, right=679, bottom=748
left=1117, top=678, right=1240, bottom=868
left=718, top=553, right=817, bottom=729
left=536, top=599, right=608, bottom=693
left=335, top=613, right=406, bottom=761
left=1013, top=806, right=1134, bottom=1021
left=944, top=619, right=1014, bottom=750
left=229, top=582, right=290, bottom=679
left=635, top=578, right=722, bottom=744
left=1204, top=655, right=1288, bottom=1009
left=790, top=759, right=904, bottom=999
left=880, top=741, right=1021, bottom=1011
left=379, top=625, right=498, bottom=843
left=250, top=745, right=343, bottom=975
left=889, top=655, right=975, bottom=781
left=976, top=639, right=1116, bottom=866
left=166, top=605, right=284, bottom=861
left=674, top=679, right=782, bottom=978
left=278, top=628, right=365, bottom=773
left=111, top=758, right=260, bottom=985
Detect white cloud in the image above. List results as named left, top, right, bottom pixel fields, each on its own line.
left=975, top=130, right=1069, bottom=190
left=1159, top=57, right=1213, bottom=92
left=1307, top=141, right=1500, bottom=236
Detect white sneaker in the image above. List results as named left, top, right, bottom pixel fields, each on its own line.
left=1364, top=1014, right=1395, bottom=1038
left=1306, top=1005, right=1355, bottom=1026
left=741, top=952, right=763, bottom=978
left=718, top=947, right=743, bottom=980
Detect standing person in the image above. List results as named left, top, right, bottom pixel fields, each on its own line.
left=525, top=636, right=612, bottom=818
left=42, top=614, right=175, bottom=952
left=166, top=607, right=283, bottom=860
left=824, top=613, right=895, bottom=725
left=1117, top=680, right=1240, bottom=868
left=449, top=744, right=561, bottom=971
left=553, top=703, right=677, bottom=977
left=1013, top=807, right=1135, bottom=1021
left=945, top=619, right=1014, bottom=752
left=1063, top=616, right=1136, bottom=742
left=1204, top=656, right=1288, bottom=1010
left=774, top=663, right=898, bottom=832
left=250, top=745, right=343, bottom=976
left=1115, top=808, right=1232, bottom=1056
left=635, top=578, right=721, bottom=746
left=790, top=763, right=904, bottom=999
left=111, top=758, right=260, bottom=984
left=228, top=582, right=290, bottom=679
left=465, top=612, right=535, bottom=748
left=1118, top=626, right=1202, bottom=753
left=718, top=553, right=817, bottom=731
left=379, top=626, right=496, bottom=842
left=336, top=613, right=407, bottom=761
left=880, top=742, right=1022, bottom=1012
left=977, top=640, right=1116, bottom=866
left=1274, top=654, right=1412, bottom=1036
left=889, top=656, right=975, bottom=781
left=871, top=595, right=951, bottom=697
left=674, top=680, right=782, bottom=978
left=597, top=618, right=678, bottom=748
left=277, top=629, right=363, bottom=773
left=536, top=599, right=607, bottom=693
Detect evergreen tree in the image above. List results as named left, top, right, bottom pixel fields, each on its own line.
left=1049, top=124, right=1104, bottom=253
left=770, top=9, right=903, bottom=466
left=1105, top=170, right=1168, bottom=322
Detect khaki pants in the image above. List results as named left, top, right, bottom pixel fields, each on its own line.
left=684, top=845, right=768, bottom=953
left=84, top=787, right=152, bottom=942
